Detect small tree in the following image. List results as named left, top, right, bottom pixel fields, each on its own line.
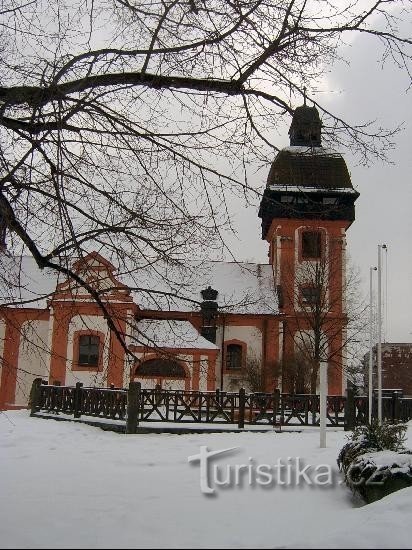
left=228, top=355, right=267, bottom=393
left=282, top=254, right=368, bottom=394
left=276, top=353, right=311, bottom=394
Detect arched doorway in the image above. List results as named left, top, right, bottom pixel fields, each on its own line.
left=135, top=357, right=189, bottom=390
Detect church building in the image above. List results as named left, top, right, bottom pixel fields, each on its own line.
left=0, top=105, right=359, bottom=409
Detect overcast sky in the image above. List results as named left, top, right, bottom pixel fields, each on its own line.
left=226, top=27, right=412, bottom=344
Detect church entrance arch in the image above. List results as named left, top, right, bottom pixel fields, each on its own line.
left=134, top=357, right=189, bottom=390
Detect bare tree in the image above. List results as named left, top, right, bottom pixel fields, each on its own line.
left=0, top=0, right=411, bottom=347
left=229, top=354, right=266, bottom=393
left=281, top=251, right=369, bottom=394
left=275, top=352, right=312, bottom=394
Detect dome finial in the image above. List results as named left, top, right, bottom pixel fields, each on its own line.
left=303, top=86, right=307, bottom=106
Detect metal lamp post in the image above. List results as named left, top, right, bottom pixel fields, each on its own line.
left=377, top=244, right=387, bottom=423
left=369, top=266, right=377, bottom=424
left=319, top=360, right=327, bottom=448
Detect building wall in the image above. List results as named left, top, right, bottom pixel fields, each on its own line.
left=382, top=345, right=412, bottom=395
left=65, top=314, right=110, bottom=387
left=14, top=319, right=50, bottom=406
left=0, top=309, right=50, bottom=409
left=364, top=344, right=412, bottom=396
left=0, top=319, right=5, bottom=390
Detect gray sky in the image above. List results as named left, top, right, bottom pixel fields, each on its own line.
left=226, top=29, right=412, bottom=343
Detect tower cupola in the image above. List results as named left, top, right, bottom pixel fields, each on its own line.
left=258, top=104, right=359, bottom=240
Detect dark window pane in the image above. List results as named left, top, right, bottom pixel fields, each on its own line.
left=302, top=231, right=321, bottom=259
left=78, top=335, right=100, bottom=366
left=79, top=353, right=90, bottom=364
left=301, top=286, right=320, bottom=305
left=88, top=353, right=99, bottom=366
left=226, top=344, right=243, bottom=369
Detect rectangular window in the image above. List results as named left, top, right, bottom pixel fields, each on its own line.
left=78, top=335, right=100, bottom=366
left=302, top=231, right=322, bottom=259
left=276, top=285, right=284, bottom=308
left=301, top=286, right=320, bottom=305
left=226, top=344, right=243, bottom=369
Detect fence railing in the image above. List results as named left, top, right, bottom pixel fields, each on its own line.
left=29, top=379, right=412, bottom=433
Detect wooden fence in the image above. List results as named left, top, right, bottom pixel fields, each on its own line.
left=29, top=379, right=412, bottom=433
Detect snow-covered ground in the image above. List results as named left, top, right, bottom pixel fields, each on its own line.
left=1, top=411, right=411, bottom=549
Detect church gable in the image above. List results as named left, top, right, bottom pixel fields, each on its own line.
left=53, top=251, right=132, bottom=303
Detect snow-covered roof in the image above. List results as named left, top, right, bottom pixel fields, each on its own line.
left=0, top=254, right=58, bottom=308
left=281, top=146, right=342, bottom=157
left=267, top=184, right=358, bottom=194
left=134, top=319, right=218, bottom=350
left=121, top=260, right=278, bottom=315
left=0, top=254, right=278, bottom=315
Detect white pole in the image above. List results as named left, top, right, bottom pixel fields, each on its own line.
left=369, top=267, right=376, bottom=424
left=377, top=244, right=387, bottom=423
left=320, top=361, right=327, bottom=448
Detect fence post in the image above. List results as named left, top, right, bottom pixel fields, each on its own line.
left=155, top=384, right=161, bottom=406
left=238, top=388, right=246, bottom=429
left=29, top=377, right=43, bottom=416
left=393, top=391, right=401, bottom=423
left=344, top=387, right=356, bottom=431
left=73, top=382, right=83, bottom=419
left=272, top=388, right=280, bottom=428
left=126, top=381, right=141, bottom=434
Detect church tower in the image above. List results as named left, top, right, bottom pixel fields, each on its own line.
left=258, top=105, right=359, bottom=394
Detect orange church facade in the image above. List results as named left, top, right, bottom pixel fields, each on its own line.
left=0, top=105, right=359, bottom=409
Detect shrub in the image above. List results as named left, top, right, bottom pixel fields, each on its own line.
left=338, top=421, right=412, bottom=503
left=337, top=421, right=407, bottom=475
left=345, top=450, right=412, bottom=503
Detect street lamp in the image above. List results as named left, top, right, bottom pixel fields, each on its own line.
left=369, top=266, right=377, bottom=424
left=377, top=244, right=387, bottom=423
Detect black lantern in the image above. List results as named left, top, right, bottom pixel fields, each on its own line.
left=200, top=286, right=218, bottom=343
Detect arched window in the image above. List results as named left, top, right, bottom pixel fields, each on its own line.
left=136, top=358, right=186, bottom=378
left=301, top=230, right=322, bottom=259
left=226, top=344, right=243, bottom=370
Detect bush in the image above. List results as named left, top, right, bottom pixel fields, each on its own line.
left=337, top=421, right=407, bottom=475
left=338, top=421, right=412, bottom=503
left=345, top=450, right=412, bottom=503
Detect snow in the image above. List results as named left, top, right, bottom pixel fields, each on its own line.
left=1, top=255, right=278, bottom=315
left=123, top=260, right=278, bottom=315
left=135, top=319, right=219, bottom=350
left=281, top=146, right=342, bottom=157
left=267, top=184, right=358, bottom=194
left=1, top=411, right=412, bottom=548
left=358, top=450, right=412, bottom=469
